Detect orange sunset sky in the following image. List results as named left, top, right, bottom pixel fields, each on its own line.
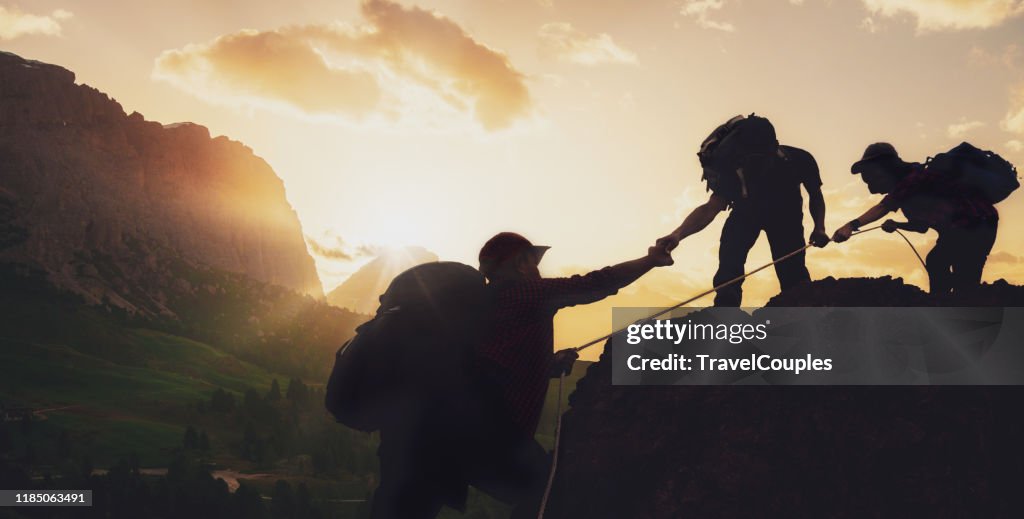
left=3, top=0, right=1024, bottom=358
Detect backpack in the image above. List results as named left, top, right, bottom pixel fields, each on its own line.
left=324, top=262, right=491, bottom=432
left=925, top=142, right=1019, bottom=204
left=698, top=113, right=778, bottom=202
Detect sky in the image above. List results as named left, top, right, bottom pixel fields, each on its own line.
left=4, top=0, right=1024, bottom=358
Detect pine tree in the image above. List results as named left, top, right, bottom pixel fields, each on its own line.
left=286, top=377, right=308, bottom=403
left=210, top=388, right=235, bottom=413
left=183, top=425, right=199, bottom=450
left=267, top=379, right=281, bottom=401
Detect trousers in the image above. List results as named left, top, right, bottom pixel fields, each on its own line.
left=713, top=204, right=810, bottom=307
left=926, top=221, right=998, bottom=296
left=370, top=378, right=549, bottom=519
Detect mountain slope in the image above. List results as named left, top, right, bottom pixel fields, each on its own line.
left=326, top=246, right=438, bottom=314
left=0, top=50, right=367, bottom=389
left=0, top=51, right=322, bottom=315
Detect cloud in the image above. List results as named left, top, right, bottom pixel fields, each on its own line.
left=989, top=250, right=1023, bottom=264
left=662, top=185, right=712, bottom=225
left=810, top=234, right=932, bottom=286
left=946, top=119, right=985, bottom=138
left=823, top=181, right=876, bottom=213
left=1008, top=139, right=1024, bottom=152
left=537, top=22, right=637, bottom=66
left=306, top=233, right=389, bottom=262
left=155, top=30, right=383, bottom=118
left=680, top=0, right=736, bottom=32
left=1002, top=84, right=1024, bottom=135
left=153, top=0, right=531, bottom=131
left=305, top=235, right=355, bottom=261
left=860, top=0, right=1024, bottom=32
left=859, top=17, right=881, bottom=32
left=969, top=43, right=1022, bottom=70
left=0, top=6, right=72, bottom=40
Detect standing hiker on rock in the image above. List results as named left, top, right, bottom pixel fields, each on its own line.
left=833, top=142, right=1015, bottom=295
left=657, top=114, right=829, bottom=306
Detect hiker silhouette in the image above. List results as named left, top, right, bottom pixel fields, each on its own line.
left=657, top=114, right=829, bottom=307
left=833, top=142, right=1011, bottom=296
left=365, top=232, right=672, bottom=519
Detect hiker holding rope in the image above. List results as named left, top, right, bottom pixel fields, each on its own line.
left=657, top=114, right=829, bottom=306
left=460, top=232, right=673, bottom=519
left=363, top=232, right=672, bottom=519
left=833, top=142, right=1014, bottom=295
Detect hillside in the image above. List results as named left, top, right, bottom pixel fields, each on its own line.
left=0, top=51, right=323, bottom=316
left=0, top=52, right=373, bottom=510
left=542, top=277, right=1024, bottom=518
left=0, top=51, right=370, bottom=378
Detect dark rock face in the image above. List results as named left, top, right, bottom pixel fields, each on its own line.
left=765, top=276, right=1024, bottom=307
left=545, top=277, right=1024, bottom=518
left=0, top=51, right=323, bottom=314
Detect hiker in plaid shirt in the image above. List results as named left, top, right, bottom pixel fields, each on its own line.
left=833, top=142, right=999, bottom=295
left=465, top=231, right=673, bottom=519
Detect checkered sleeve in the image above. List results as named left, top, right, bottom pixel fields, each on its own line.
left=536, top=266, right=631, bottom=311
left=882, top=168, right=933, bottom=211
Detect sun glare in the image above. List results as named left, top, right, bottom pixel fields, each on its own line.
left=363, top=214, right=422, bottom=249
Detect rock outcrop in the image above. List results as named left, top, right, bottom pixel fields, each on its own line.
left=764, top=275, right=1024, bottom=307
left=0, top=51, right=323, bottom=314
left=544, top=277, right=1024, bottom=518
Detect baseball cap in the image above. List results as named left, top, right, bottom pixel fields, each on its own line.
left=851, top=142, right=900, bottom=174
left=478, top=232, right=550, bottom=275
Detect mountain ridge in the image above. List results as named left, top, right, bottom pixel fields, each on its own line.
left=0, top=50, right=323, bottom=315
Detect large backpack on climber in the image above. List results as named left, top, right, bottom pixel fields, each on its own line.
left=697, top=113, right=779, bottom=203
left=324, top=262, right=492, bottom=432
left=925, top=142, right=1019, bottom=204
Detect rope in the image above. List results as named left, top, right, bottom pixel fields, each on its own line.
left=535, top=223, right=928, bottom=518
left=830, top=224, right=925, bottom=270
left=536, top=371, right=564, bottom=519
left=537, top=237, right=816, bottom=518
left=893, top=229, right=927, bottom=270
left=571, top=241, right=813, bottom=354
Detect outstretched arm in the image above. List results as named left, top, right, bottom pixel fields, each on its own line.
left=545, top=246, right=672, bottom=377
left=541, top=245, right=673, bottom=311
left=657, top=193, right=729, bottom=251
left=832, top=202, right=893, bottom=242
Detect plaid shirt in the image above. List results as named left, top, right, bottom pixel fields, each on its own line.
left=881, top=166, right=998, bottom=229
left=477, top=267, right=630, bottom=437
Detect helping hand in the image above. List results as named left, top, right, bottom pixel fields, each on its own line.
left=552, top=349, right=579, bottom=376
left=832, top=224, right=854, bottom=243
left=809, top=227, right=830, bottom=248
left=881, top=219, right=899, bottom=233
left=647, top=244, right=675, bottom=267
left=655, top=233, right=681, bottom=253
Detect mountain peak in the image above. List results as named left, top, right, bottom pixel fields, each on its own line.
left=0, top=51, right=324, bottom=314
left=327, top=246, right=440, bottom=314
